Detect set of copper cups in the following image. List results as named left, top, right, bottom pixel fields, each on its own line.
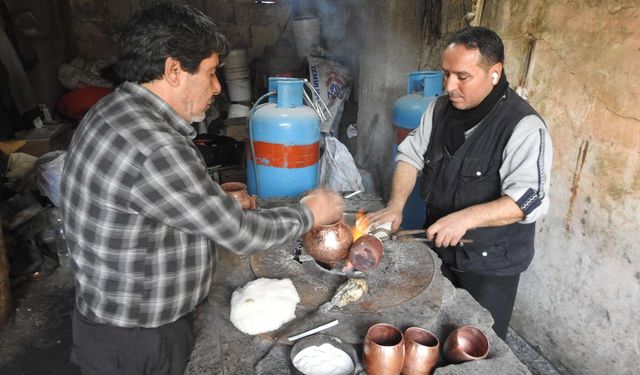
left=363, top=323, right=489, bottom=375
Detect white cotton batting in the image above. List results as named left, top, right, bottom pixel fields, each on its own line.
left=229, top=278, right=300, bottom=335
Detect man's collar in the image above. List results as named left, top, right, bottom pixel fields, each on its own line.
left=120, top=82, right=197, bottom=139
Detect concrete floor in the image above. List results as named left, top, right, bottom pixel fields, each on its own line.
left=506, top=328, right=561, bottom=375
left=0, top=266, right=80, bottom=374
left=0, top=264, right=561, bottom=375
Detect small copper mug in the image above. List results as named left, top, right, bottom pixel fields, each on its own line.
left=402, top=327, right=440, bottom=375
left=443, top=325, right=489, bottom=363
left=363, top=323, right=405, bottom=375
left=348, top=234, right=384, bottom=271
left=220, top=182, right=257, bottom=210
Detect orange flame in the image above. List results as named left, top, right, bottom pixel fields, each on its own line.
left=352, top=209, right=366, bottom=240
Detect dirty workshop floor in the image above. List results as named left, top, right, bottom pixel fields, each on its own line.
left=0, top=263, right=561, bottom=375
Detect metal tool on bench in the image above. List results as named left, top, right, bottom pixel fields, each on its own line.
left=369, top=227, right=473, bottom=246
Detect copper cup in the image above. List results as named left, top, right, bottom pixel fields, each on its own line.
left=220, top=182, right=257, bottom=209
left=443, top=325, right=489, bottom=363
left=348, top=234, right=384, bottom=271
left=401, top=327, right=440, bottom=375
left=363, top=323, right=405, bottom=375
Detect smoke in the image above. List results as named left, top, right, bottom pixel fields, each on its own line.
left=295, top=0, right=367, bottom=73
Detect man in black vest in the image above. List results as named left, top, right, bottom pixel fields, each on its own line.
left=363, top=27, right=552, bottom=339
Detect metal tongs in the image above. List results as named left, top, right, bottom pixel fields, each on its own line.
left=370, top=227, right=473, bottom=246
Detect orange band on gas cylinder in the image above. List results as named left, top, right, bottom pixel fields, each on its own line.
left=394, top=127, right=413, bottom=145
left=253, top=141, right=319, bottom=168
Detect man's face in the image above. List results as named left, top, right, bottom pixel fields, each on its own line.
left=441, top=44, right=499, bottom=110
left=181, top=53, right=222, bottom=123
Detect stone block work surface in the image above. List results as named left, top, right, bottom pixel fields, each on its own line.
left=186, top=241, right=530, bottom=374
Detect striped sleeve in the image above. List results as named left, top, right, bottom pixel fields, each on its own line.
left=501, top=115, right=553, bottom=223
left=129, top=144, right=313, bottom=254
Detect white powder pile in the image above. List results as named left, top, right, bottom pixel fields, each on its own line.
left=230, top=278, right=300, bottom=335
left=292, top=343, right=354, bottom=375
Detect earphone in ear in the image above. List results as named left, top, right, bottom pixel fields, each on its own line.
left=492, top=72, right=499, bottom=84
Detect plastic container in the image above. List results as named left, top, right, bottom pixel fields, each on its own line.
left=290, top=334, right=358, bottom=375
left=291, top=16, right=321, bottom=59
left=223, top=49, right=251, bottom=102
left=228, top=104, right=250, bottom=119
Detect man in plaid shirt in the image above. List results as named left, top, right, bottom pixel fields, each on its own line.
left=59, top=3, right=343, bottom=374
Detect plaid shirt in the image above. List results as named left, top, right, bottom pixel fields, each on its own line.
left=60, top=82, right=313, bottom=328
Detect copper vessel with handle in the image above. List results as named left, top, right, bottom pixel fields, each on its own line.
left=220, top=182, right=257, bottom=210
left=302, top=218, right=353, bottom=265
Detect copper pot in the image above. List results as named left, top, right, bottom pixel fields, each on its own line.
left=443, top=325, right=489, bottom=363
left=348, top=234, right=384, bottom=271
left=402, top=327, right=440, bottom=375
left=302, top=218, right=353, bottom=265
left=363, top=323, right=405, bottom=375
left=220, top=182, right=257, bottom=210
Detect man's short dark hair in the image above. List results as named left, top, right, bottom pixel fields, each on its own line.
left=446, top=26, right=504, bottom=67
left=115, top=2, right=230, bottom=83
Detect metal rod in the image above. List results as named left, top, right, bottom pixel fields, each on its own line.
left=396, top=229, right=427, bottom=236
left=303, top=79, right=333, bottom=120
left=287, top=319, right=339, bottom=342
left=303, top=90, right=326, bottom=122
left=399, top=238, right=474, bottom=244
left=344, top=190, right=362, bottom=199
left=303, top=89, right=326, bottom=122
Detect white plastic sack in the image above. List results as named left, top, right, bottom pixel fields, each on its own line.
left=4, top=152, right=37, bottom=188
left=34, top=151, right=66, bottom=207
left=308, top=57, right=352, bottom=136
left=319, top=136, right=363, bottom=192
left=58, top=57, right=113, bottom=90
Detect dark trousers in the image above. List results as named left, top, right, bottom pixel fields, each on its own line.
left=71, top=308, right=194, bottom=375
left=441, top=264, right=520, bottom=339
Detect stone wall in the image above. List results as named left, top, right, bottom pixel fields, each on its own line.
left=353, top=0, right=424, bottom=197
left=4, top=0, right=71, bottom=110
left=68, top=0, right=292, bottom=61
left=481, top=1, right=640, bottom=374
left=4, top=0, right=292, bottom=109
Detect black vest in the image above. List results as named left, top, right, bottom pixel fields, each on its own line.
left=421, top=88, right=539, bottom=276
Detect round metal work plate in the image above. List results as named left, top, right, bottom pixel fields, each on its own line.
left=250, top=239, right=434, bottom=312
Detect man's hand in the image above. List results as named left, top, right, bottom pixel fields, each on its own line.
left=358, top=161, right=420, bottom=233
left=360, top=205, right=404, bottom=233
left=301, top=188, right=345, bottom=225
left=425, top=196, right=525, bottom=247
left=426, top=210, right=472, bottom=248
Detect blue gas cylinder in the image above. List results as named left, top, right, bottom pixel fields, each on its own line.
left=247, top=78, right=321, bottom=198
left=392, top=71, right=443, bottom=229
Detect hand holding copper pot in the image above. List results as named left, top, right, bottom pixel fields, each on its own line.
left=220, top=182, right=257, bottom=210
left=363, top=323, right=405, bottom=375
left=299, top=188, right=344, bottom=225
left=443, top=325, right=489, bottom=363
